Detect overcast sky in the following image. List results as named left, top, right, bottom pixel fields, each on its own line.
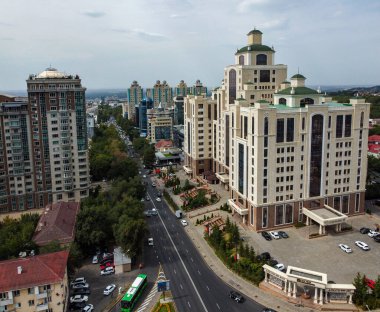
left=1, top=0, right=379, bottom=91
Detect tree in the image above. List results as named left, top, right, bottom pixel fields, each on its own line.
left=39, top=240, right=62, bottom=254
left=133, top=138, right=149, bottom=155
left=143, top=144, right=156, bottom=168
left=373, top=275, right=380, bottom=303
left=353, top=272, right=368, bottom=305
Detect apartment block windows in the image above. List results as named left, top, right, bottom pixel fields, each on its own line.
left=262, top=206, right=268, bottom=228
left=229, top=69, right=236, bottom=104
left=309, top=115, right=323, bottom=197
left=256, top=54, right=267, bottom=65
left=238, top=143, right=244, bottom=194
left=342, top=195, right=349, bottom=214
left=344, top=114, right=352, bottom=137
left=264, top=117, right=269, bottom=136
left=336, top=115, right=343, bottom=138
left=244, top=116, right=248, bottom=139
left=355, top=193, right=360, bottom=212
left=286, top=118, right=294, bottom=142
left=276, top=118, right=284, bottom=143
left=260, top=70, right=270, bottom=82
left=275, top=205, right=284, bottom=225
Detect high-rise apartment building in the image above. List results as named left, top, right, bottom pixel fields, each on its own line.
left=188, top=80, right=207, bottom=96
left=146, top=80, right=173, bottom=107
left=175, top=80, right=188, bottom=96
left=184, top=30, right=370, bottom=231
left=147, top=107, right=174, bottom=143
left=0, top=68, right=90, bottom=213
left=126, top=80, right=143, bottom=120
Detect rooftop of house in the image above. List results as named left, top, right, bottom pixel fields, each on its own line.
left=0, top=250, right=69, bottom=292
left=33, top=202, right=80, bottom=246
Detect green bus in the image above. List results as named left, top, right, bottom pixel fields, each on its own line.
left=121, top=274, right=148, bottom=312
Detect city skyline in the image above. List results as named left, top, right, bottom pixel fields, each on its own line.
left=0, top=0, right=379, bottom=90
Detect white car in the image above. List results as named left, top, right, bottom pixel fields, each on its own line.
left=181, top=219, right=188, bottom=226
left=70, top=294, right=88, bottom=303
left=368, top=230, right=379, bottom=238
left=82, top=304, right=94, bottom=312
left=101, top=267, right=115, bottom=275
left=338, top=244, right=352, bottom=253
left=156, top=197, right=162, bottom=202
left=103, top=284, right=116, bottom=296
left=72, top=283, right=89, bottom=289
left=143, top=175, right=147, bottom=178
left=152, top=183, right=156, bottom=187
left=92, top=256, right=98, bottom=264
left=269, top=231, right=280, bottom=239
left=355, top=241, right=370, bottom=251
left=70, top=277, right=86, bottom=286
left=275, top=263, right=285, bottom=271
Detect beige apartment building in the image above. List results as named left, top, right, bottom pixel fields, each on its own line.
left=184, top=29, right=370, bottom=231
left=146, top=80, right=173, bottom=107
left=0, top=250, right=69, bottom=312
left=147, top=107, right=174, bottom=143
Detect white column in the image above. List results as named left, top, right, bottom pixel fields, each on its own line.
left=325, top=290, right=328, bottom=303
left=349, top=293, right=352, bottom=304
left=292, top=282, right=297, bottom=298
left=319, top=224, right=323, bottom=235
left=287, top=282, right=292, bottom=296
left=284, top=280, right=288, bottom=293
left=319, top=288, right=323, bottom=304
left=264, top=271, right=268, bottom=283
left=306, top=216, right=309, bottom=225
left=314, top=288, right=318, bottom=304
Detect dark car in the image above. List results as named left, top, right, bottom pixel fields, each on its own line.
left=261, top=252, right=271, bottom=260
left=229, top=291, right=244, bottom=303
left=278, top=231, right=289, bottom=238
left=262, top=309, right=278, bottom=312
left=269, top=259, right=278, bottom=266
left=374, top=235, right=380, bottom=243
left=73, top=288, right=91, bottom=296
left=261, top=231, right=272, bottom=241
left=69, top=302, right=86, bottom=311
left=360, top=227, right=370, bottom=234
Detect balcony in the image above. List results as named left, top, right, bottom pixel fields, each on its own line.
left=36, top=302, right=48, bottom=312
left=183, top=165, right=193, bottom=174
left=228, top=198, right=248, bottom=216
left=35, top=291, right=48, bottom=299
left=215, top=172, right=229, bottom=183
left=0, top=298, right=13, bottom=307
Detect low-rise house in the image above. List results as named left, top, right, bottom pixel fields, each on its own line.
left=0, top=250, right=69, bottom=312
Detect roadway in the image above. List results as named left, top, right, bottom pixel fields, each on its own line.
left=143, top=176, right=265, bottom=312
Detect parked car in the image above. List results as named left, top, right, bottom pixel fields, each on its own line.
left=72, top=283, right=89, bottom=290
left=70, top=277, right=86, bottom=287
left=338, top=244, right=352, bottom=253
left=103, top=284, right=116, bottom=296
left=278, top=231, right=289, bottom=238
left=274, top=263, right=285, bottom=272
left=373, top=235, right=380, bottom=243
left=261, top=231, right=272, bottom=241
left=269, top=231, right=281, bottom=239
left=152, top=183, right=156, bottom=187
left=73, top=288, right=91, bottom=296
left=100, top=261, right=113, bottom=270
left=360, top=227, right=370, bottom=234
left=82, top=304, right=94, bottom=312
left=262, top=308, right=277, bottom=312
left=368, top=230, right=379, bottom=238
left=181, top=219, right=188, bottom=226
left=156, top=197, right=162, bottom=202
left=70, top=295, right=89, bottom=303
left=229, top=290, right=244, bottom=303
left=259, top=252, right=271, bottom=261
left=69, top=302, right=86, bottom=311
left=92, top=256, right=98, bottom=264
left=101, top=267, right=115, bottom=276
left=355, top=241, right=370, bottom=251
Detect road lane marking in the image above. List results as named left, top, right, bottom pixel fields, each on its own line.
left=188, top=301, right=191, bottom=308
left=190, top=257, right=194, bottom=262
left=216, top=303, right=220, bottom=310
left=174, top=269, right=176, bottom=274
left=180, top=284, right=183, bottom=290
left=206, top=285, right=210, bottom=291
left=198, top=270, right=201, bottom=275
left=151, top=199, right=209, bottom=312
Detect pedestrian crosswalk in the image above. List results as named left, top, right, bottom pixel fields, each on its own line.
left=136, top=284, right=158, bottom=312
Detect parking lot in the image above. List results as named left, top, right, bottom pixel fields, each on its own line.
left=242, top=214, right=380, bottom=284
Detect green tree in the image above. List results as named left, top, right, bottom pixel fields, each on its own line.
left=143, top=144, right=156, bottom=168
left=353, top=272, right=368, bottom=306
left=67, top=242, right=84, bottom=273
left=39, top=240, right=62, bottom=254
left=133, top=138, right=149, bottom=155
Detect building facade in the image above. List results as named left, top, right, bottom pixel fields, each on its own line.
left=146, top=80, right=173, bottom=107
left=183, top=30, right=370, bottom=231
left=127, top=80, right=143, bottom=120
left=147, top=107, right=174, bottom=143
left=0, top=68, right=90, bottom=214
left=188, top=80, right=207, bottom=96
left=0, top=250, right=69, bottom=312
left=175, top=80, right=188, bottom=97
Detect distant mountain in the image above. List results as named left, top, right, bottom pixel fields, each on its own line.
left=86, top=89, right=127, bottom=100
left=343, top=85, right=380, bottom=93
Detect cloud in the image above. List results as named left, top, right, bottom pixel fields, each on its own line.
left=237, top=0, right=271, bottom=13
left=108, top=28, right=167, bottom=41
left=83, top=11, right=106, bottom=18
left=170, top=13, right=186, bottom=18
left=0, top=21, right=12, bottom=27
left=0, top=37, right=14, bottom=41
left=262, top=18, right=289, bottom=31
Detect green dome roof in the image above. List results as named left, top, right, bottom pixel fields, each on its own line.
left=247, top=29, right=263, bottom=35
left=236, top=44, right=274, bottom=54
left=276, top=86, right=318, bottom=95
left=291, top=74, right=306, bottom=79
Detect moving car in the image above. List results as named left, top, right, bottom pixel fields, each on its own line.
left=229, top=290, right=244, bottom=303
left=92, top=255, right=98, bottom=264
left=146, top=196, right=150, bottom=201
left=261, top=231, right=272, bottom=241
left=374, top=235, right=380, bottom=243
left=368, top=230, right=379, bottom=238
left=101, top=267, right=115, bottom=276
left=269, top=231, right=281, bottom=239
left=70, top=295, right=89, bottom=303
left=355, top=241, right=370, bottom=251
left=103, top=284, right=116, bottom=296
left=181, top=219, right=188, bottom=226
left=148, top=237, right=154, bottom=246
left=82, top=304, right=94, bottom=312
left=338, top=243, right=352, bottom=253
left=143, top=175, right=146, bottom=178
left=156, top=197, right=162, bottom=202
left=151, top=183, right=156, bottom=187
left=274, top=263, right=285, bottom=272
left=278, top=231, right=289, bottom=238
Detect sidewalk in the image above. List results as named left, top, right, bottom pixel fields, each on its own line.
left=162, top=170, right=311, bottom=312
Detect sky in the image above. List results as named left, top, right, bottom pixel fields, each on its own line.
left=0, top=0, right=379, bottom=91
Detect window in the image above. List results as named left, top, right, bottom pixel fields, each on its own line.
left=344, top=115, right=352, bottom=137
left=264, top=117, right=269, bottom=136
left=336, top=115, right=343, bottom=138
left=260, top=70, right=270, bottom=82
left=300, top=98, right=314, bottom=107
left=302, top=117, right=305, bottom=130
left=229, top=69, right=236, bottom=104
left=256, top=54, right=267, bottom=65
left=286, top=118, right=294, bottom=142
left=239, top=55, right=244, bottom=65
left=309, top=115, right=324, bottom=197
left=276, top=118, right=284, bottom=143
left=262, top=206, right=268, bottom=228
left=275, top=205, right=284, bottom=225
left=355, top=193, right=360, bottom=212
left=285, top=204, right=293, bottom=223
left=342, top=195, right=349, bottom=214
left=360, top=111, right=364, bottom=127
left=28, top=300, right=34, bottom=306
left=334, top=196, right=341, bottom=211
left=279, top=98, right=286, bottom=105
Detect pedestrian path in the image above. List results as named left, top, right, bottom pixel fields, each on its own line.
left=136, top=286, right=157, bottom=312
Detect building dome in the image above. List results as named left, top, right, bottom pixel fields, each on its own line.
left=36, top=67, right=66, bottom=79
left=291, top=74, right=306, bottom=79
left=247, top=29, right=263, bottom=35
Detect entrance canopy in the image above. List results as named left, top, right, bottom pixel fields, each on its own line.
left=286, top=265, right=327, bottom=288
left=303, top=205, right=347, bottom=226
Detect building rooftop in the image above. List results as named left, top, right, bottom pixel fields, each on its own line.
left=276, top=86, right=319, bottom=95
left=291, top=74, right=306, bottom=79
left=33, top=202, right=80, bottom=246
left=247, top=29, right=263, bottom=35
left=368, top=135, right=380, bottom=142
left=236, top=44, right=274, bottom=54
left=0, top=250, right=69, bottom=292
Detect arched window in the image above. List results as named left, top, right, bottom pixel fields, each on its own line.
left=239, top=55, right=244, bottom=65
left=279, top=98, right=287, bottom=105
left=256, top=54, right=267, bottom=65
left=300, top=98, right=314, bottom=107
left=229, top=69, right=236, bottom=104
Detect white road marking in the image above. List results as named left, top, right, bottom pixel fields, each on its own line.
left=180, top=284, right=183, bottom=290
left=190, top=257, right=194, bottom=262
left=174, top=269, right=176, bottom=274
left=198, top=269, right=201, bottom=275
left=188, top=301, right=191, bottom=308
left=206, top=285, right=210, bottom=291
left=216, top=303, right=220, bottom=310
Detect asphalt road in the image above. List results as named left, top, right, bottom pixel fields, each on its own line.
left=144, top=178, right=266, bottom=312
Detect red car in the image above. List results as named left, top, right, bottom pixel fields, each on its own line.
left=365, top=278, right=376, bottom=290
left=100, top=261, right=114, bottom=270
